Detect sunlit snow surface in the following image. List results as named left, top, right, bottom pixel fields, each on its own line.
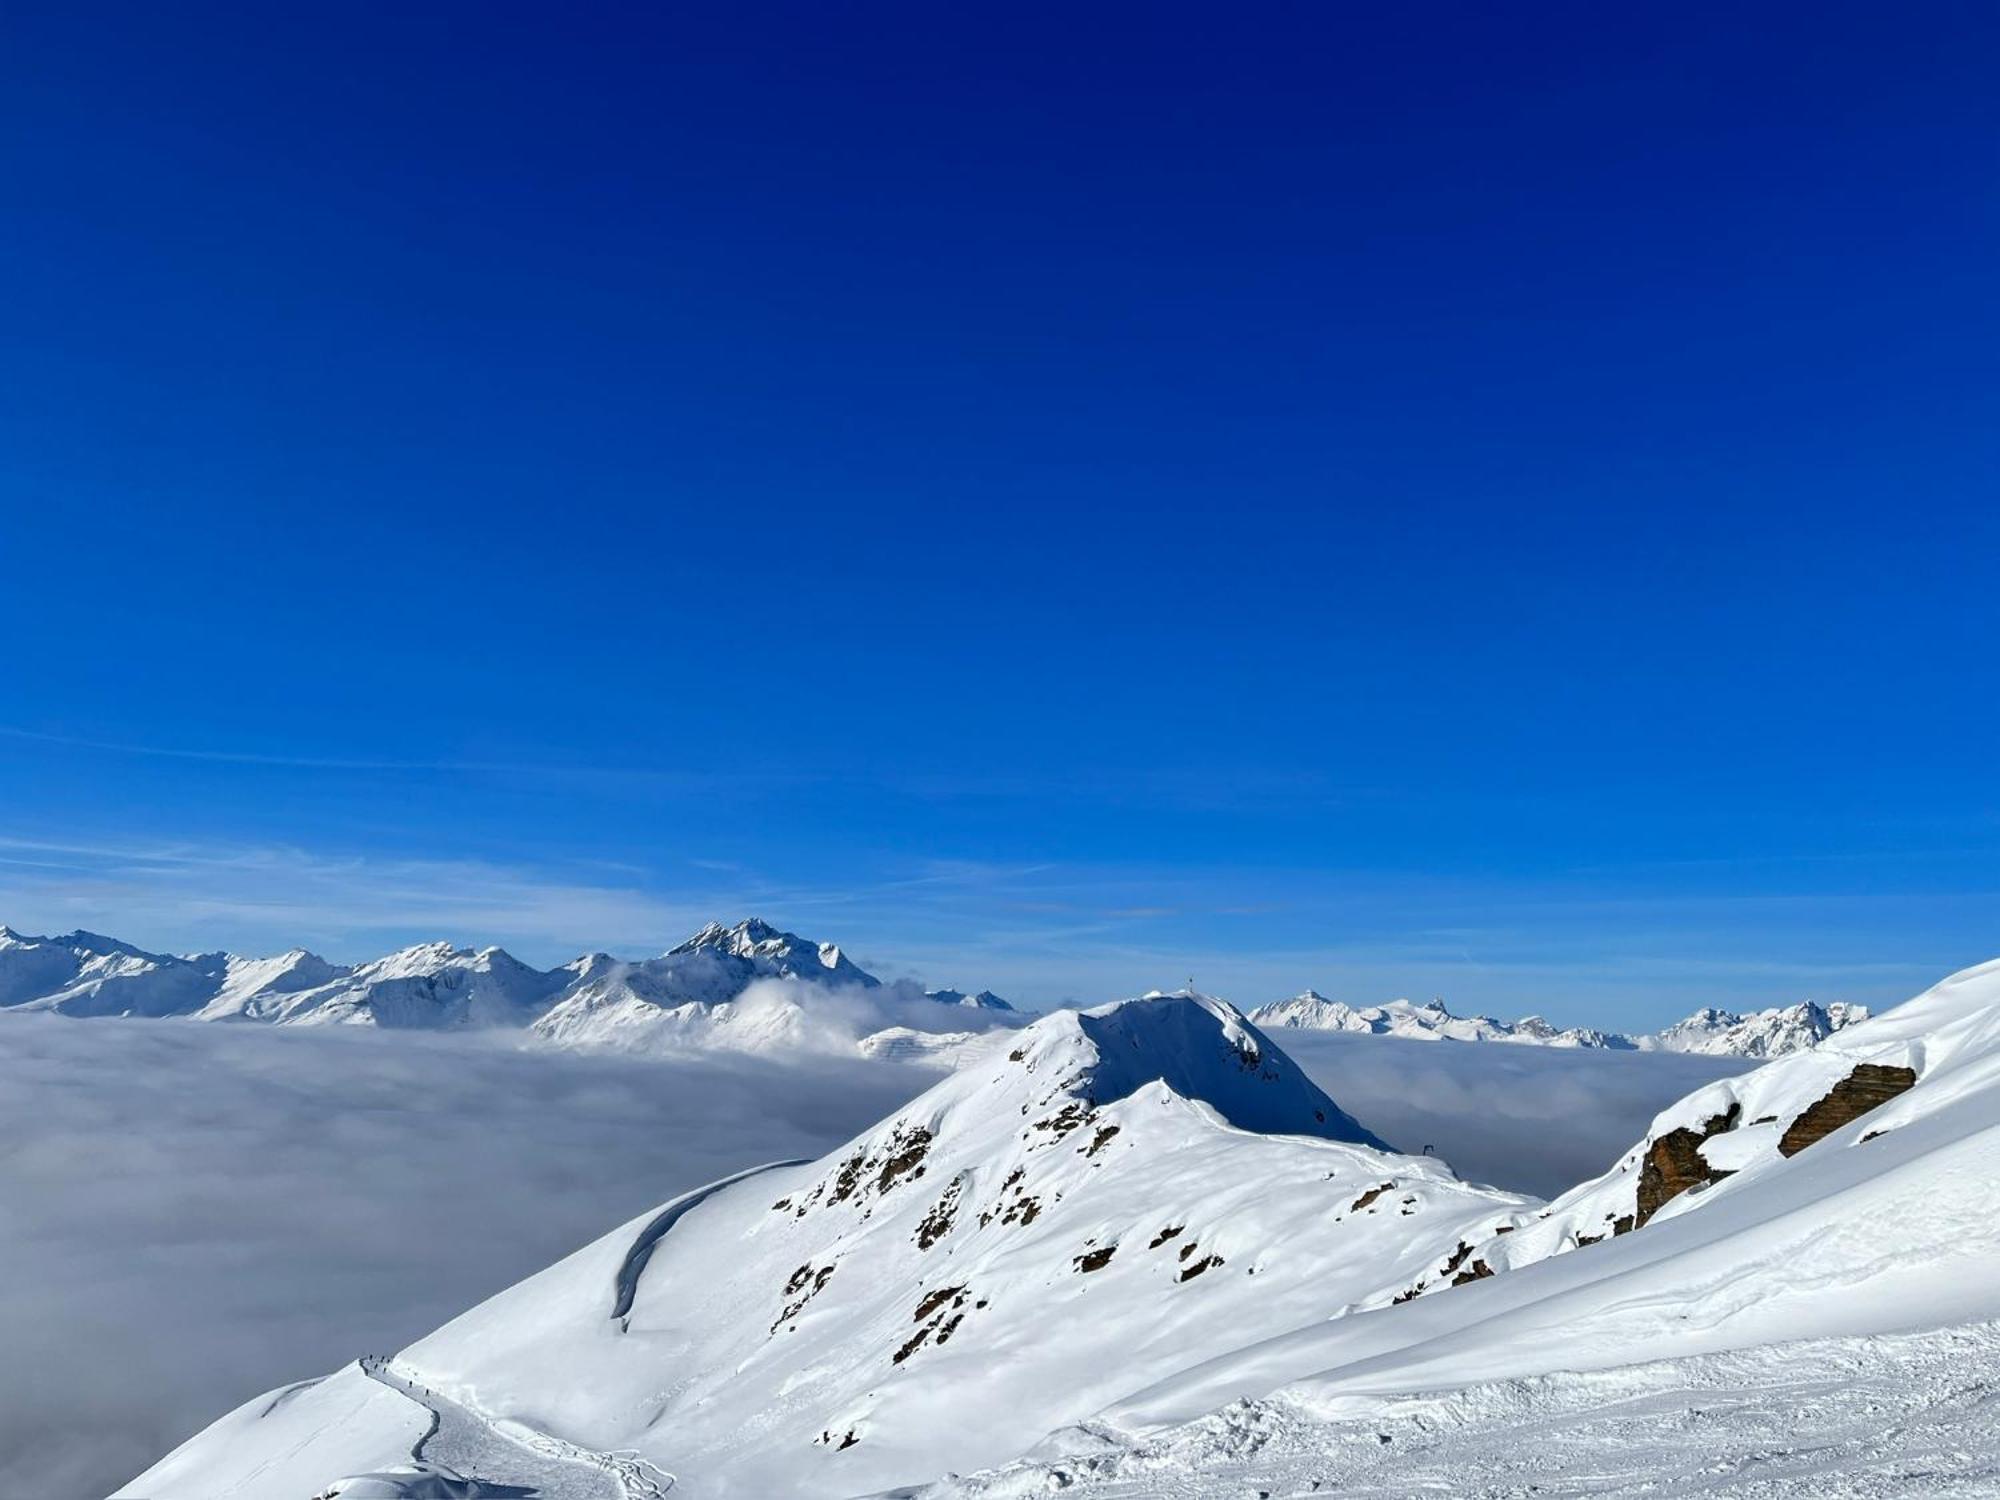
left=125, top=962, right=2000, bottom=1499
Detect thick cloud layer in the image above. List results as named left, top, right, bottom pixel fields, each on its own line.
left=1280, top=1030, right=1754, bottom=1197
left=3, top=1014, right=1749, bottom=1500
left=0, top=1016, right=929, bottom=1500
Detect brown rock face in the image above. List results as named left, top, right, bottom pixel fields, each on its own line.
left=1778, top=1064, right=1918, bottom=1157
left=1634, top=1103, right=1741, bottom=1228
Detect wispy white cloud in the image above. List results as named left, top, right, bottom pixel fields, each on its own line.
left=0, top=724, right=802, bottom=790
left=0, top=834, right=717, bottom=960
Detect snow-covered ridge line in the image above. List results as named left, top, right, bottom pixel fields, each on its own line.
left=129, top=992, right=1530, bottom=1499
left=1249, top=989, right=1869, bottom=1058
left=0, top=918, right=1020, bottom=1063
left=3, top=920, right=1865, bottom=1060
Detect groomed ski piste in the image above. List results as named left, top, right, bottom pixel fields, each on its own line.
left=123, top=960, right=2000, bottom=1498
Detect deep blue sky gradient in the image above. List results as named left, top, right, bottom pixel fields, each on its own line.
left=2, top=2, right=1996, bottom=1019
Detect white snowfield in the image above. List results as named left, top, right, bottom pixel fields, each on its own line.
left=1249, top=989, right=1870, bottom=1057
left=123, top=958, right=2000, bottom=1498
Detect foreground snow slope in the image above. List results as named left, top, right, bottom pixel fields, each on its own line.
left=912, top=1320, right=2000, bottom=1499
left=119, top=1364, right=427, bottom=1500
left=920, top=957, right=2000, bottom=1497
left=127, top=994, right=1526, bottom=1500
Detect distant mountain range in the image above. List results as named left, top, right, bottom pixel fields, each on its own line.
left=0, top=918, right=1016, bottom=1063
left=0, top=918, right=1863, bottom=1062
left=1248, top=990, right=1869, bottom=1058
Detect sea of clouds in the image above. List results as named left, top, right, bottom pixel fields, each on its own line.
left=2, top=1008, right=1748, bottom=1500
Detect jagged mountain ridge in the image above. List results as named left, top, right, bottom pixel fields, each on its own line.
left=0, top=919, right=1014, bottom=1055
left=1249, top=989, right=1869, bottom=1058
left=2, top=921, right=1864, bottom=1061
left=125, top=993, right=1530, bottom=1500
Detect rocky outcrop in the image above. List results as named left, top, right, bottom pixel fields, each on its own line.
left=1634, top=1102, right=1742, bottom=1227
left=1778, top=1064, right=1918, bottom=1157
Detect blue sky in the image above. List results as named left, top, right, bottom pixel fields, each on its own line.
left=2, top=2, right=1996, bottom=1021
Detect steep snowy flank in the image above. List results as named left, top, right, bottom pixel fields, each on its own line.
left=1058, top=958, right=2000, bottom=1429
left=907, top=958, right=2000, bottom=1499
left=201, top=942, right=566, bottom=1028
left=0, top=927, right=230, bottom=1018
left=1390, top=956, right=1994, bottom=1291
left=1249, top=990, right=1869, bottom=1057
left=531, top=920, right=1022, bottom=1060
left=127, top=994, right=1526, bottom=1500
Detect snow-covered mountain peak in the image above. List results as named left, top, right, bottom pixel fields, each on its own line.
left=1651, top=998, right=1873, bottom=1058
left=141, top=991, right=1518, bottom=1499
left=53, top=927, right=148, bottom=956
left=925, top=986, right=1015, bottom=1011
left=1058, top=991, right=1385, bottom=1144
left=669, top=917, right=880, bottom=988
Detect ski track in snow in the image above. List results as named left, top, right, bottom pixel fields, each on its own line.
left=360, top=1355, right=671, bottom=1499
left=920, top=1322, right=2000, bottom=1499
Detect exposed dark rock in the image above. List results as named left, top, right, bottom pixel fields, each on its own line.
left=1031, top=1101, right=1093, bottom=1141
left=876, top=1126, right=934, bottom=1193
left=826, top=1148, right=870, bottom=1206
left=1149, top=1224, right=1185, bottom=1248
left=1178, top=1253, right=1223, bottom=1281
left=1634, top=1103, right=1742, bottom=1227
left=915, top=1178, right=962, bottom=1250
left=897, top=1285, right=974, bottom=1363
left=1348, top=1182, right=1395, bottom=1214
left=914, top=1285, right=965, bottom=1323
left=1451, top=1259, right=1494, bottom=1287
left=1084, top=1123, right=1122, bottom=1157
left=1779, top=1065, right=1918, bottom=1157
left=1073, top=1245, right=1116, bottom=1273
left=772, top=1264, right=835, bottom=1332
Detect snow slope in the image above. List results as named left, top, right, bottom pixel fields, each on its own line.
left=912, top=1320, right=2000, bottom=1499
left=116, top=958, right=2000, bottom=1497
left=916, top=958, right=2000, bottom=1497
left=1250, top=990, right=1869, bottom=1058
left=125, top=993, right=1527, bottom=1499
